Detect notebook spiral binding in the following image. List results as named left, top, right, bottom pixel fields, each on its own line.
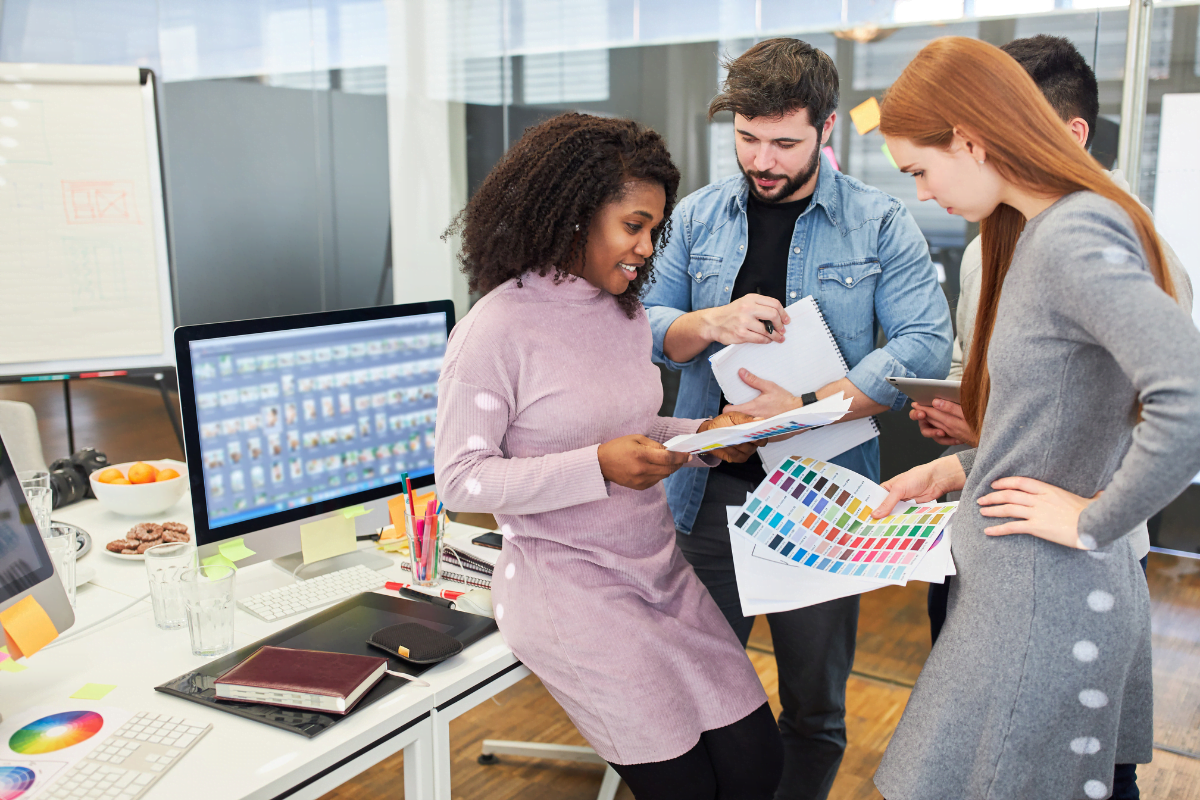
left=399, top=561, right=492, bottom=589
left=807, top=298, right=880, bottom=436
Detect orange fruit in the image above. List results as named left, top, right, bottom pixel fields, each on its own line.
left=156, top=468, right=180, bottom=482
left=109, top=478, right=132, bottom=485
left=127, top=462, right=157, bottom=484
left=96, top=467, right=124, bottom=484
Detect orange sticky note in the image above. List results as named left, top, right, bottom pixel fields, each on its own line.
left=0, top=596, right=58, bottom=660
left=384, top=496, right=408, bottom=540
left=849, top=96, right=881, bottom=135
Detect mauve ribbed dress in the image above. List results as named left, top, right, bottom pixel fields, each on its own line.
left=434, top=270, right=768, bottom=765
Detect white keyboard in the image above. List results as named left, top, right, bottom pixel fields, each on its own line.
left=238, top=563, right=387, bottom=622
left=42, top=712, right=211, bottom=800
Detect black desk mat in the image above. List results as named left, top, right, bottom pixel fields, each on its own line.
left=155, top=592, right=496, bottom=738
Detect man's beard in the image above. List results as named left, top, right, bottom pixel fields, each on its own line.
left=739, top=142, right=822, bottom=203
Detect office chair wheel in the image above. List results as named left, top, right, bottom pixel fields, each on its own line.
left=477, top=753, right=500, bottom=765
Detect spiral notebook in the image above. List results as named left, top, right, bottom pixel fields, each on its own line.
left=708, top=295, right=879, bottom=472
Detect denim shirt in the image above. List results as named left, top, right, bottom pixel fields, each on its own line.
left=644, top=155, right=953, bottom=534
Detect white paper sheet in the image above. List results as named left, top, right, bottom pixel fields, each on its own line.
left=707, top=296, right=879, bottom=466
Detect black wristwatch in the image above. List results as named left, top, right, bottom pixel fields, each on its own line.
left=800, top=392, right=818, bottom=407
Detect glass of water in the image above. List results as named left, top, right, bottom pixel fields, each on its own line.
left=23, top=486, right=52, bottom=535
left=44, top=524, right=77, bottom=608
left=145, top=543, right=195, bottom=630
left=179, top=564, right=236, bottom=657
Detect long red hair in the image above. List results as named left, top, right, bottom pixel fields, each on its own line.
left=879, top=37, right=1173, bottom=440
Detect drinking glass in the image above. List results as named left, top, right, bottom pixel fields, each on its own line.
left=23, top=486, right=51, bottom=535
left=403, top=506, right=445, bottom=587
left=18, top=470, right=50, bottom=491
left=180, top=564, right=236, bottom=657
left=145, top=543, right=195, bottom=630
left=44, top=524, right=77, bottom=608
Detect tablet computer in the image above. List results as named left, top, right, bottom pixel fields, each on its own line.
left=886, top=377, right=961, bottom=406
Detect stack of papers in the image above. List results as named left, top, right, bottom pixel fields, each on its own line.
left=664, top=393, right=850, bottom=454
left=728, top=456, right=957, bottom=614
left=709, top=296, right=879, bottom=469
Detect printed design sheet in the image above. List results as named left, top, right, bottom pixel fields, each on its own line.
left=730, top=457, right=956, bottom=585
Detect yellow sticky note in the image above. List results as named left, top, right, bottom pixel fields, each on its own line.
left=71, top=683, right=117, bottom=700
left=300, top=514, right=357, bottom=565
left=218, top=538, right=256, bottom=562
left=881, top=142, right=898, bottom=169
left=0, top=595, right=57, bottom=660
left=342, top=505, right=370, bottom=519
left=201, top=553, right=237, bottom=570
left=0, top=658, right=27, bottom=673
left=849, top=96, right=881, bottom=135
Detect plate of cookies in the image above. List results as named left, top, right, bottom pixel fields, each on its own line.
left=104, top=521, right=192, bottom=560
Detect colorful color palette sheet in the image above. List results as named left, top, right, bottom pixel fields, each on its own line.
left=8, top=712, right=103, bottom=755
left=664, top=393, right=850, bottom=454
left=0, top=765, right=34, bottom=799
left=731, top=457, right=956, bottom=584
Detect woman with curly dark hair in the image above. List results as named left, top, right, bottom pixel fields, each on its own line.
left=435, top=113, right=783, bottom=799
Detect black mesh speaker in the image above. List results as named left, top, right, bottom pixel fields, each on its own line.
left=367, top=623, right=463, bottom=664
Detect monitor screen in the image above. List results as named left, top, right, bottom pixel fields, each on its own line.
left=0, top=440, right=55, bottom=602
left=176, top=303, right=452, bottom=540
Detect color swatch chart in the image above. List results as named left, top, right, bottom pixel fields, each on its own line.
left=731, top=457, right=956, bottom=584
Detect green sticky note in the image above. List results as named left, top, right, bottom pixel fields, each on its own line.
left=201, top=553, right=237, bottom=570
left=881, top=142, right=898, bottom=169
left=0, top=658, right=26, bottom=673
left=71, top=683, right=116, bottom=700
left=218, top=538, right=256, bottom=562
left=300, top=514, right=357, bottom=565
left=341, top=505, right=370, bottom=519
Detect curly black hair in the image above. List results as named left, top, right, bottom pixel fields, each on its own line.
left=443, top=112, right=681, bottom=319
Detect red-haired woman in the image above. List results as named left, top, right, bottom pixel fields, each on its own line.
left=870, top=37, right=1200, bottom=800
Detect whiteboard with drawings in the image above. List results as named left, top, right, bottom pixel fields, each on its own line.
left=0, top=63, right=174, bottom=378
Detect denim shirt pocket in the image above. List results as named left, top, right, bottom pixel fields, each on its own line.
left=687, top=253, right=724, bottom=308
left=816, top=257, right=882, bottom=343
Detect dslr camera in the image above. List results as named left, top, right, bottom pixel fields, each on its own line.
left=49, top=448, right=110, bottom=509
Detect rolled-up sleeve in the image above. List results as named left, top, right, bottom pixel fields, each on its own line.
left=645, top=206, right=703, bottom=371
left=846, top=201, right=953, bottom=410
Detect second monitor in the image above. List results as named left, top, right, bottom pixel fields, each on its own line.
left=174, top=301, right=454, bottom=571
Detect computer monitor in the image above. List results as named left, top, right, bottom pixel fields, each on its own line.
left=0, top=433, right=75, bottom=638
left=174, top=301, right=454, bottom=573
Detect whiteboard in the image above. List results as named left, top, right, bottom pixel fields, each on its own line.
left=0, top=63, right=174, bottom=377
left=1153, top=93, right=1200, bottom=332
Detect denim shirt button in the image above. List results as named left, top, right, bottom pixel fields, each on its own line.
left=793, top=247, right=801, bottom=254
left=790, top=291, right=797, bottom=298
left=739, top=245, right=744, bottom=250
left=725, top=286, right=730, bottom=292
left=846, top=277, right=854, bottom=286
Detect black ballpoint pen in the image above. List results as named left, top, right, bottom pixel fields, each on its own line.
left=396, top=586, right=454, bottom=608
left=756, top=286, right=775, bottom=334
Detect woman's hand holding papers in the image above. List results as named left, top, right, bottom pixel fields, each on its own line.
left=697, top=412, right=762, bottom=463
left=872, top=456, right=966, bottom=518
left=598, top=435, right=691, bottom=490
left=977, top=478, right=1100, bottom=550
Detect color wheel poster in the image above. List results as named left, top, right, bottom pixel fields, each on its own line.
left=731, top=457, right=956, bottom=585
left=0, top=707, right=130, bottom=798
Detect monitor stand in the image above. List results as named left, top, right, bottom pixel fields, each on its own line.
left=271, top=548, right=393, bottom=579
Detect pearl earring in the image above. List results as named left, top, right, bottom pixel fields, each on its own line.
left=574, top=224, right=580, bottom=231
left=977, top=159, right=985, bottom=165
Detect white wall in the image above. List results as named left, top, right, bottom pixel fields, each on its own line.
left=385, top=0, right=471, bottom=323
left=1153, top=93, right=1200, bottom=332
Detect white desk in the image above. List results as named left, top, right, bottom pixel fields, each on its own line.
left=6, top=493, right=530, bottom=800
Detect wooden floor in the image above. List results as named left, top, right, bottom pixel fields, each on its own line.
left=3, top=380, right=1198, bottom=799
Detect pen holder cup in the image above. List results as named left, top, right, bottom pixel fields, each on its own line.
left=403, top=506, right=445, bottom=587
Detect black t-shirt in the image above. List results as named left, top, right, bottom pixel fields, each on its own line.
left=715, top=191, right=812, bottom=484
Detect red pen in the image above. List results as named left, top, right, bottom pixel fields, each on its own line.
left=385, top=582, right=465, bottom=600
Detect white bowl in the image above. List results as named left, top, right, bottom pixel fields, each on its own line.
left=90, top=460, right=188, bottom=517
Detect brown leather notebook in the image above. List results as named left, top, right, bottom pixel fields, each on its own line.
left=214, top=646, right=387, bottom=715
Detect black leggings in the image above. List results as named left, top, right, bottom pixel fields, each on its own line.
left=608, top=702, right=783, bottom=800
